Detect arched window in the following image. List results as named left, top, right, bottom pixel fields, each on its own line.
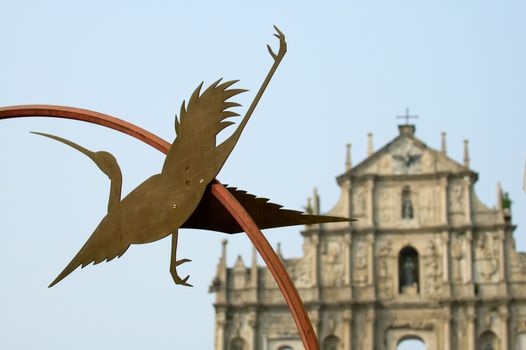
left=231, top=337, right=246, bottom=350
left=277, top=346, right=293, bottom=350
left=323, top=335, right=340, bottom=350
left=479, top=331, right=498, bottom=350
left=397, top=336, right=426, bottom=350
left=401, top=185, right=414, bottom=219
left=399, top=246, right=419, bottom=294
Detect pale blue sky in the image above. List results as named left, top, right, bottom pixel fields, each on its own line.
left=1, top=1, right=525, bottom=349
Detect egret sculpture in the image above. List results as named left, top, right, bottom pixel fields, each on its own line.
left=22, top=27, right=349, bottom=288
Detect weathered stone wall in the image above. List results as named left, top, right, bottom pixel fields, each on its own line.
left=212, top=125, right=525, bottom=350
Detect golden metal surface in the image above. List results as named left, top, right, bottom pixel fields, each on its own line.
left=0, top=27, right=354, bottom=349
left=42, top=27, right=291, bottom=288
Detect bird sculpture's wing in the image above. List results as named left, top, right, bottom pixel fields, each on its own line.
left=47, top=206, right=133, bottom=287
left=47, top=173, right=171, bottom=287
left=182, top=186, right=353, bottom=233
left=162, top=27, right=287, bottom=186
left=30, top=132, right=133, bottom=287
left=161, top=79, right=247, bottom=183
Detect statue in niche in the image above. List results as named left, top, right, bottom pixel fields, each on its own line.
left=452, top=236, right=466, bottom=281
left=399, top=246, right=419, bottom=293
left=402, top=257, right=416, bottom=286
left=483, top=343, right=494, bottom=350
left=401, top=186, right=413, bottom=219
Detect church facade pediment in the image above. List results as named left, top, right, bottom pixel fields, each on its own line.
left=339, top=128, right=469, bottom=180
left=211, top=124, right=526, bottom=350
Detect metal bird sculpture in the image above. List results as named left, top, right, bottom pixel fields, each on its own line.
left=27, top=27, right=350, bottom=288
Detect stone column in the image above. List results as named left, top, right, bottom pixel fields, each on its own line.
left=343, top=309, right=353, bottom=350
left=441, top=231, right=450, bottom=284
left=463, top=176, right=472, bottom=225
left=366, top=178, right=375, bottom=227
left=344, top=177, right=352, bottom=220
left=496, top=230, right=508, bottom=295
left=442, top=310, right=451, bottom=350
left=466, top=230, right=474, bottom=285
left=248, top=311, right=258, bottom=350
left=217, top=240, right=228, bottom=304
left=499, top=305, right=509, bottom=350
left=309, top=308, right=321, bottom=337
left=466, top=306, right=476, bottom=350
left=311, top=233, right=320, bottom=297
left=440, top=176, right=449, bottom=224
left=365, top=307, right=376, bottom=350
left=367, top=234, right=374, bottom=289
left=344, top=234, right=352, bottom=286
left=248, top=246, right=259, bottom=303
left=440, top=232, right=452, bottom=298
left=215, top=309, right=227, bottom=350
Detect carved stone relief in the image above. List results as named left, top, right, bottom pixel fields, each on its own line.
left=288, top=254, right=311, bottom=289
left=510, top=251, right=526, bottom=281
left=391, top=141, right=423, bottom=175
left=354, top=240, right=368, bottom=284
left=213, top=127, right=526, bottom=350
left=514, top=315, right=526, bottom=333
left=454, top=308, right=468, bottom=349
left=449, top=182, right=464, bottom=213
left=378, top=241, right=394, bottom=299
left=379, top=155, right=392, bottom=174
left=352, top=187, right=366, bottom=217
left=482, top=309, right=498, bottom=331
left=475, top=232, right=500, bottom=282
left=387, top=318, right=434, bottom=331
left=418, top=187, right=439, bottom=225
left=321, top=238, right=345, bottom=287
left=378, top=188, right=396, bottom=224
left=354, top=312, right=365, bottom=349
left=424, top=240, right=443, bottom=297
left=264, top=313, right=296, bottom=336
left=421, top=151, right=435, bottom=173
left=452, top=235, right=466, bottom=282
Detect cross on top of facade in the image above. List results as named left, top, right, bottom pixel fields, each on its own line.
left=396, top=108, right=418, bottom=125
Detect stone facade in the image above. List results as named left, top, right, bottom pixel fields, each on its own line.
left=210, top=125, right=526, bottom=350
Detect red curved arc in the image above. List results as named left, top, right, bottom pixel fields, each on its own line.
left=0, top=105, right=171, bottom=153
left=210, top=183, right=318, bottom=349
left=0, top=104, right=319, bottom=350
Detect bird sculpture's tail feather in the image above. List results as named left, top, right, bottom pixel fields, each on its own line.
left=182, top=186, right=354, bottom=234
left=49, top=249, right=85, bottom=287
left=49, top=236, right=130, bottom=287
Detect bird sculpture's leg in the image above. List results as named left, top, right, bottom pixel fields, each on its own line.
left=213, top=26, right=287, bottom=166
left=169, top=230, right=193, bottom=287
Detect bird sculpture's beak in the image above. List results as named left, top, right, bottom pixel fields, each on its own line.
left=31, top=131, right=98, bottom=161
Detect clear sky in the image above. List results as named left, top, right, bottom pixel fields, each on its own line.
left=1, top=1, right=525, bottom=349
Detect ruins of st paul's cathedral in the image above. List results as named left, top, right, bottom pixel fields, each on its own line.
left=210, top=124, right=526, bottom=350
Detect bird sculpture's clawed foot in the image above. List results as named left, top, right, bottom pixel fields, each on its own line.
left=169, top=231, right=193, bottom=287
left=267, top=25, right=287, bottom=63
left=170, top=258, right=193, bottom=287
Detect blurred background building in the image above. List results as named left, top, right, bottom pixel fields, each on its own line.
left=211, top=123, right=526, bottom=350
